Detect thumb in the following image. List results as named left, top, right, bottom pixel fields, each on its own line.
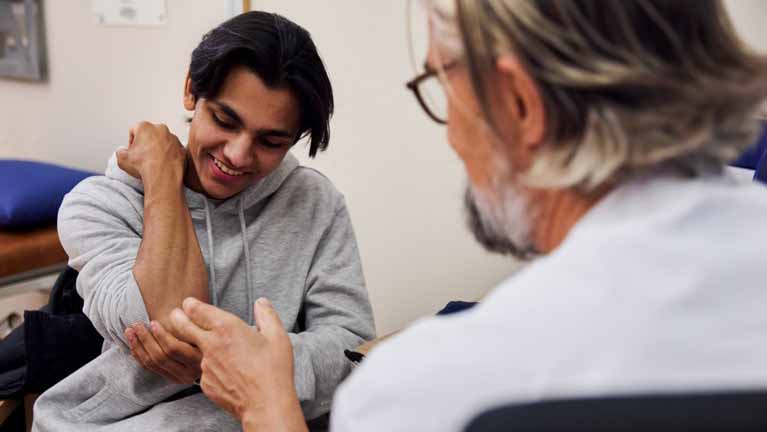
left=116, top=148, right=128, bottom=167
left=254, top=298, right=283, bottom=336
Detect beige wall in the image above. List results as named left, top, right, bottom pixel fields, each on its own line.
left=1, top=1, right=766, bottom=333
left=726, top=0, right=767, bottom=53
left=0, top=0, right=224, bottom=170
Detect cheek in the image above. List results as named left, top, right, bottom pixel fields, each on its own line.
left=447, top=110, right=496, bottom=189
left=446, top=102, right=473, bottom=156
left=192, top=123, right=226, bottom=151
left=254, top=148, right=290, bottom=176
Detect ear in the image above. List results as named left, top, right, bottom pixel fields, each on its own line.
left=495, top=55, right=545, bottom=153
left=183, top=71, right=196, bottom=111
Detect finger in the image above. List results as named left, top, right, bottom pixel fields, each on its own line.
left=133, top=324, right=186, bottom=382
left=128, top=129, right=135, bottom=147
left=125, top=327, right=140, bottom=352
left=129, top=123, right=141, bottom=143
left=132, top=343, right=180, bottom=383
left=129, top=121, right=152, bottom=143
left=254, top=297, right=285, bottom=337
left=182, top=297, right=236, bottom=331
left=138, top=324, right=200, bottom=384
left=170, top=307, right=208, bottom=348
left=151, top=321, right=202, bottom=365
left=116, top=148, right=128, bottom=168
left=115, top=148, right=140, bottom=179
left=135, top=323, right=180, bottom=366
left=129, top=326, right=164, bottom=374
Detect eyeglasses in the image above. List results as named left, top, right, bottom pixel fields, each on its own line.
left=406, top=61, right=459, bottom=125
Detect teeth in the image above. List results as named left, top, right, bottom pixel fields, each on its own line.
left=213, top=157, right=244, bottom=176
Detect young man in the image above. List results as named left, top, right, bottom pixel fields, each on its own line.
left=33, top=12, right=374, bottom=431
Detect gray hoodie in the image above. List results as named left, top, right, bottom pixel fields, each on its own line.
left=33, top=151, right=376, bottom=431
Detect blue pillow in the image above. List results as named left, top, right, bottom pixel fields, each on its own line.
left=0, top=160, right=95, bottom=229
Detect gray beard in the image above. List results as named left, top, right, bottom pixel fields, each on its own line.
left=464, top=184, right=538, bottom=260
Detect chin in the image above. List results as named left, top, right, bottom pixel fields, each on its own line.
left=199, top=180, right=242, bottom=200
left=464, top=183, right=538, bottom=260
left=209, top=188, right=240, bottom=200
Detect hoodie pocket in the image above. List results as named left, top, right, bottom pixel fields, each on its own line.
left=63, top=377, right=144, bottom=424
left=63, top=384, right=111, bottom=422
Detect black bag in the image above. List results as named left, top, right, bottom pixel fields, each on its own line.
left=0, top=267, right=103, bottom=398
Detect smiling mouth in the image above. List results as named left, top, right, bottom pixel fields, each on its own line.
left=211, top=155, right=246, bottom=177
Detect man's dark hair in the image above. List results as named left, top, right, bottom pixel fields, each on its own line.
left=189, top=11, right=333, bottom=157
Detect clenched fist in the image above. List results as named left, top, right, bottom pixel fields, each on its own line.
left=116, top=121, right=187, bottom=181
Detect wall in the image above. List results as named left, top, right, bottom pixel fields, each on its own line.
left=726, top=0, right=767, bottom=53
left=0, top=0, right=225, bottom=171
left=2, top=1, right=766, bottom=334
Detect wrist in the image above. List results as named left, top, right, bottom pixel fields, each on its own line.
left=143, top=160, right=184, bottom=184
left=241, top=390, right=306, bottom=432
left=143, top=165, right=185, bottom=197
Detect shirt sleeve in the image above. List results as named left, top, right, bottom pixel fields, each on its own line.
left=288, top=200, right=376, bottom=420
left=57, top=185, right=150, bottom=349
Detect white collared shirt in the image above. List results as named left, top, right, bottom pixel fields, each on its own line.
left=332, top=172, right=767, bottom=432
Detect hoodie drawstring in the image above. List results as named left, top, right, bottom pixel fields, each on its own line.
left=239, top=198, right=254, bottom=325
left=203, top=199, right=218, bottom=307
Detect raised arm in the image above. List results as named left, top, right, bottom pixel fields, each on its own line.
left=117, top=122, right=209, bottom=329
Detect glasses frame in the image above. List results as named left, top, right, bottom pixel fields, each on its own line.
left=405, top=61, right=459, bottom=125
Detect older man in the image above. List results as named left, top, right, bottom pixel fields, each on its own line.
left=168, top=1, right=767, bottom=431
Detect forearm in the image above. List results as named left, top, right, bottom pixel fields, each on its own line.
left=134, top=169, right=208, bottom=327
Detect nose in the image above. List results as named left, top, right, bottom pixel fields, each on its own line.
left=222, top=133, right=255, bottom=171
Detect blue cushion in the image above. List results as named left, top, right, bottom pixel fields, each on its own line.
left=0, top=160, right=95, bottom=229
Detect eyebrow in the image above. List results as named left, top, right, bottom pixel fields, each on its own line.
left=209, top=100, right=296, bottom=139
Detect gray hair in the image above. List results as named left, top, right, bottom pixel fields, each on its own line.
left=425, top=0, right=767, bottom=191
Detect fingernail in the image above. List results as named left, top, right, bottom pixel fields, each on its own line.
left=257, top=297, right=271, bottom=307
left=183, top=297, right=198, bottom=308
left=150, top=321, right=159, bottom=333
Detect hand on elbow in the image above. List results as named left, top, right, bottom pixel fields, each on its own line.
left=167, top=297, right=299, bottom=423
left=125, top=321, right=202, bottom=385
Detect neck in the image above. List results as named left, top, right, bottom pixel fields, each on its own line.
left=531, top=186, right=610, bottom=253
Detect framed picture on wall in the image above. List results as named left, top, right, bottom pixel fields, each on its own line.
left=0, top=0, right=46, bottom=81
